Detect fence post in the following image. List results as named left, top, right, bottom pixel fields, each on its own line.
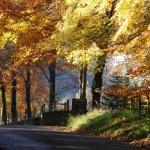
left=107, top=101, right=110, bottom=110
left=64, top=102, right=66, bottom=110
left=40, top=104, right=45, bottom=121
left=33, top=107, right=36, bottom=117
left=129, top=99, right=132, bottom=112
left=16, top=110, right=18, bottom=124
left=7, top=113, right=10, bottom=124
left=67, top=100, right=69, bottom=111
left=25, top=109, right=27, bottom=120
left=53, top=100, right=56, bottom=111
left=147, top=99, right=149, bottom=115
left=138, top=99, right=141, bottom=114
left=42, top=104, right=45, bottom=112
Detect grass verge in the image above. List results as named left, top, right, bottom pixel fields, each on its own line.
left=67, top=109, right=150, bottom=148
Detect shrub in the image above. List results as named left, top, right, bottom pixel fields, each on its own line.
left=42, top=110, right=87, bottom=126
left=30, top=117, right=41, bottom=125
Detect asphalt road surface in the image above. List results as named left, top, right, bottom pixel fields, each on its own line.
left=0, top=125, right=148, bottom=150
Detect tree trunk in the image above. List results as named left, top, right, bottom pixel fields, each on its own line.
left=1, top=82, right=7, bottom=125
left=80, top=66, right=87, bottom=99
left=91, top=0, right=116, bottom=109
left=92, top=55, right=106, bottom=108
left=11, top=71, right=17, bottom=124
left=26, top=69, right=31, bottom=118
left=92, top=71, right=103, bottom=108
left=48, top=63, right=55, bottom=111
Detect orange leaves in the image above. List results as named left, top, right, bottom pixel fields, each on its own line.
left=101, top=86, right=150, bottom=99
left=0, top=0, right=28, bottom=20
left=101, top=87, right=129, bottom=98
left=0, top=0, right=62, bottom=66
left=25, top=0, right=53, bottom=8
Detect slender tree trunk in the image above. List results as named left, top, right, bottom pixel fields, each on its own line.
left=11, top=71, right=17, bottom=124
left=1, top=82, right=7, bottom=125
left=26, top=69, right=31, bottom=118
left=80, top=66, right=87, bottom=99
left=49, top=63, right=55, bottom=111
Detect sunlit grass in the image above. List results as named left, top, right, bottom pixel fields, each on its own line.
left=67, top=109, right=109, bottom=131
left=67, top=109, right=150, bottom=141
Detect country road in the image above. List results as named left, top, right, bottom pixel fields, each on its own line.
left=0, top=125, right=147, bottom=150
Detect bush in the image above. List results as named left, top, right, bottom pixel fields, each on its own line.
left=30, top=117, right=41, bottom=125
left=41, top=110, right=87, bottom=126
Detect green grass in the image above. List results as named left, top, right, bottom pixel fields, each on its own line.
left=67, top=109, right=150, bottom=141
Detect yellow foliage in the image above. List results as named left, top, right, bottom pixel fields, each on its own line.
left=53, top=0, right=113, bottom=70
left=64, top=43, right=104, bottom=70
left=112, top=0, right=149, bottom=42
left=0, top=0, right=149, bottom=82
left=59, top=0, right=111, bottom=32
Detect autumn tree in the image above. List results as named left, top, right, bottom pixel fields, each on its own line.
left=35, top=51, right=80, bottom=111
left=15, top=63, right=49, bottom=119
left=0, top=45, right=13, bottom=124
left=0, top=0, right=62, bottom=113
left=52, top=0, right=150, bottom=108
left=51, top=0, right=117, bottom=108
left=0, top=0, right=86, bottom=112
left=17, top=63, right=40, bottom=118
